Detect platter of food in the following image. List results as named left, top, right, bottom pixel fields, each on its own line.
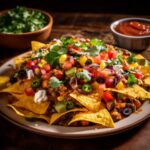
left=0, top=36, right=149, bottom=138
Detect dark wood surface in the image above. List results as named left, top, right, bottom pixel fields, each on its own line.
left=0, top=12, right=150, bottom=150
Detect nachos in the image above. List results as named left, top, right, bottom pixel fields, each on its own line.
left=0, top=36, right=150, bottom=127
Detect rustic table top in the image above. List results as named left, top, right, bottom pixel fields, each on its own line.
left=0, top=12, right=150, bottom=150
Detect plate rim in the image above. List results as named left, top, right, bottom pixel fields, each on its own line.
left=0, top=110, right=149, bottom=139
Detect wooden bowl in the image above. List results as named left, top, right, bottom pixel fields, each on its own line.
left=0, top=9, right=53, bottom=49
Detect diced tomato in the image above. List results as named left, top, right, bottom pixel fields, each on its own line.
left=67, top=45, right=80, bottom=51
left=42, top=80, right=49, bottom=88
left=100, top=52, right=109, bottom=60
left=80, top=121, right=89, bottom=126
left=26, top=60, right=35, bottom=68
left=67, top=45, right=74, bottom=49
left=93, top=55, right=101, bottom=64
left=103, top=91, right=114, bottom=102
left=105, top=78, right=114, bottom=88
left=63, top=62, right=72, bottom=70
left=133, top=99, right=142, bottom=109
left=41, top=69, right=46, bottom=75
left=44, top=64, right=51, bottom=72
left=97, top=84, right=105, bottom=96
left=53, top=69, right=64, bottom=79
left=108, top=50, right=118, bottom=59
left=98, top=84, right=106, bottom=89
left=69, top=56, right=75, bottom=65
left=25, top=87, right=35, bottom=96
left=123, top=65, right=130, bottom=71
left=41, top=73, right=51, bottom=80
left=134, top=72, right=143, bottom=79
left=85, top=68, right=110, bottom=80
left=33, top=59, right=38, bottom=64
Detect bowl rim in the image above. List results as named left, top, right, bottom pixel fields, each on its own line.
left=0, top=8, right=53, bottom=36
left=110, top=17, right=150, bottom=39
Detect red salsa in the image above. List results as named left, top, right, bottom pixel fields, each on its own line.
left=115, top=21, right=150, bottom=36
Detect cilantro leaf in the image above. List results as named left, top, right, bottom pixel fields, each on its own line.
left=79, top=39, right=106, bottom=56
left=0, top=6, right=47, bottom=33
left=127, top=73, right=137, bottom=85
left=76, top=69, right=91, bottom=82
left=60, top=37, right=75, bottom=47
left=127, top=54, right=137, bottom=64
left=49, top=77, right=62, bottom=88
left=83, top=46, right=101, bottom=56
left=107, top=55, right=123, bottom=66
left=45, top=45, right=66, bottom=67
left=90, top=39, right=103, bottom=46
left=90, top=39, right=106, bottom=52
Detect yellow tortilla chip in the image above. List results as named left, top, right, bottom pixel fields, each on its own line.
left=15, top=57, right=28, bottom=69
left=68, top=107, right=114, bottom=128
left=0, top=76, right=10, bottom=88
left=1, top=80, right=31, bottom=94
left=8, top=104, right=50, bottom=123
left=106, top=84, right=150, bottom=100
left=70, top=92, right=101, bottom=112
left=135, top=54, right=145, bottom=59
left=11, top=93, right=50, bottom=115
left=144, top=76, right=150, bottom=86
left=31, top=41, right=46, bottom=51
left=140, top=66, right=150, bottom=76
left=50, top=108, right=87, bottom=125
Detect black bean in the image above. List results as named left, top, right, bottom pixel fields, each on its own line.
left=96, top=76, right=105, bottom=83
left=67, top=49, right=73, bottom=55
left=18, top=69, right=27, bottom=79
left=85, top=59, right=92, bottom=65
left=10, top=76, right=18, bottom=84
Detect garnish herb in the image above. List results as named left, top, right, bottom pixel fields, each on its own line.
left=45, top=45, right=66, bottom=67
left=127, top=54, right=137, bottom=64
left=60, top=37, right=75, bottom=47
left=0, top=6, right=47, bottom=33
left=76, top=69, right=91, bottom=82
left=127, top=73, right=137, bottom=85
left=49, top=77, right=62, bottom=89
left=107, top=55, right=123, bottom=66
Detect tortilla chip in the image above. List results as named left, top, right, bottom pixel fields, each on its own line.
left=106, top=84, right=150, bottom=100
left=144, top=76, right=150, bottom=86
left=31, top=41, right=46, bottom=51
left=135, top=54, right=145, bottom=59
left=140, top=66, right=150, bottom=76
left=68, top=107, right=114, bottom=128
left=70, top=92, right=101, bottom=112
left=1, top=80, right=31, bottom=94
left=50, top=108, right=87, bottom=125
left=0, top=76, right=10, bottom=88
left=11, top=93, right=50, bottom=115
left=15, top=57, right=27, bottom=69
left=8, top=104, right=50, bottom=123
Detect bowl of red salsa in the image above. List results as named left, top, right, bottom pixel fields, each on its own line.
left=110, top=18, right=150, bottom=51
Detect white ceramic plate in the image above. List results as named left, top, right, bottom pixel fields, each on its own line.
left=0, top=52, right=150, bottom=139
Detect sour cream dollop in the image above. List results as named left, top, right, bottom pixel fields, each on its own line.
left=113, top=65, right=124, bottom=77
left=26, top=69, right=34, bottom=80
left=34, top=90, right=48, bottom=103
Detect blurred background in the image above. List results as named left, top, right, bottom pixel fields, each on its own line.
left=0, top=0, right=150, bottom=15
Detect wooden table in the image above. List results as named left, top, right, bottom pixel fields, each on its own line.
left=0, top=13, right=150, bottom=150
